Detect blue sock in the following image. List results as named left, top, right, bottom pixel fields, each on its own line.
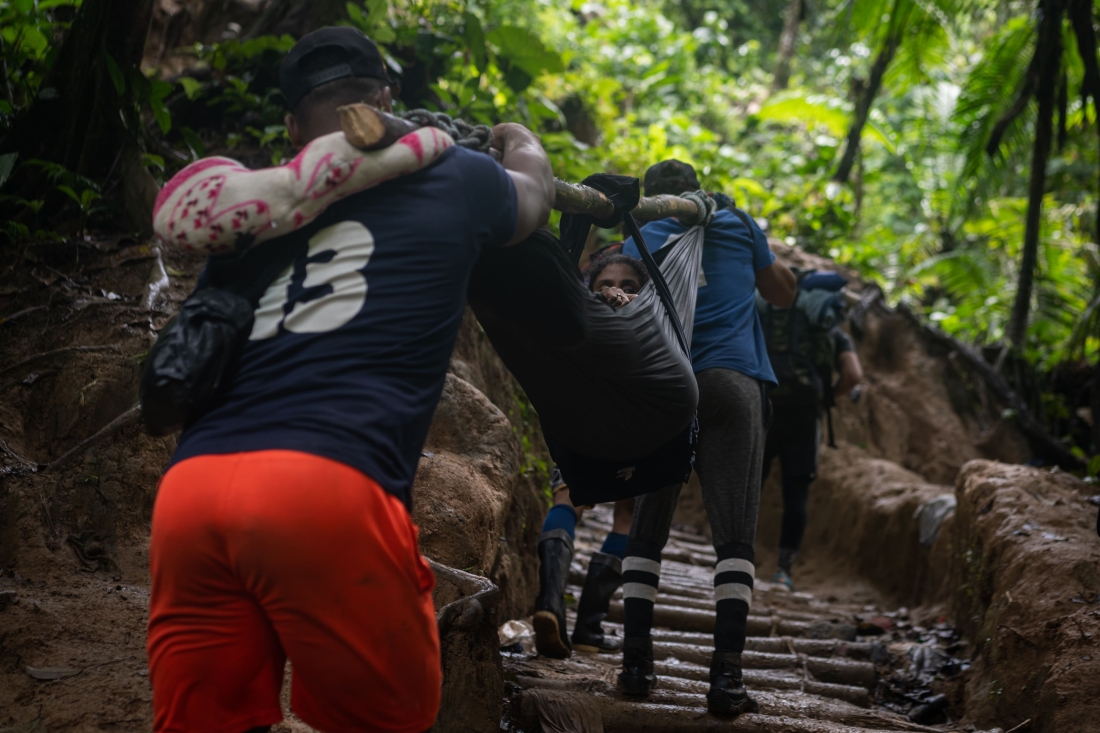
left=541, top=504, right=577, bottom=539
left=600, top=532, right=629, bottom=559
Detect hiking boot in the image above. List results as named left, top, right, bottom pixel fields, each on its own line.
left=617, top=636, right=656, bottom=696
left=571, top=551, right=623, bottom=653
left=772, top=568, right=794, bottom=592
left=532, top=529, right=573, bottom=659
left=706, top=651, right=759, bottom=717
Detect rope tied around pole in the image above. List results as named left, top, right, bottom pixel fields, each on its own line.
left=401, top=109, right=495, bottom=153
left=676, top=189, right=717, bottom=228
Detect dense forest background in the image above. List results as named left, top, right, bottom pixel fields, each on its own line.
left=2, top=0, right=1100, bottom=466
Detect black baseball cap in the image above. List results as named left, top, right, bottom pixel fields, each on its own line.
left=643, top=159, right=701, bottom=197
left=279, top=27, right=393, bottom=110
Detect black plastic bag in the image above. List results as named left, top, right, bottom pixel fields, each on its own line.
left=140, top=288, right=255, bottom=436
left=140, top=235, right=303, bottom=437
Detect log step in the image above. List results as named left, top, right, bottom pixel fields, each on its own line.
left=513, top=688, right=936, bottom=732
left=579, top=643, right=876, bottom=689
left=606, top=601, right=858, bottom=640
left=650, top=630, right=883, bottom=661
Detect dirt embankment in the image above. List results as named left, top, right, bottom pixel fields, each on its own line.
left=732, top=245, right=1096, bottom=732
left=951, top=461, right=1100, bottom=732
left=0, top=237, right=543, bottom=732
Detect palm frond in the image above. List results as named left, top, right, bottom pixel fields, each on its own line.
left=954, top=15, right=1036, bottom=170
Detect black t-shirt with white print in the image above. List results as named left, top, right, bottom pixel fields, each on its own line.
left=171, top=146, right=518, bottom=508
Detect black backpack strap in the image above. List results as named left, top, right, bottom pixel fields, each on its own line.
left=621, top=211, right=690, bottom=357
left=729, top=206, right=755, bottom=234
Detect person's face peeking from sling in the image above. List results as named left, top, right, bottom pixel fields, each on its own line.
left=589, top=256, right=648, bottom=310
left=593, top=262, right=643, bottom=295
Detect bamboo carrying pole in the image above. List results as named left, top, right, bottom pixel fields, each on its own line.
left=338, top=103, right=703, bottom=224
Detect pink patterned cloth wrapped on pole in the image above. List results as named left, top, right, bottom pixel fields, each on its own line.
left=152, top=126, right=454, bottom=254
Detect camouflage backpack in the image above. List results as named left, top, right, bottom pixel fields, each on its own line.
left=758, top=296, right=837, bottom=409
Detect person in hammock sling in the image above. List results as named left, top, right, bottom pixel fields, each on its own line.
left=533, top=252, right=646, bottom=658
left=145, top=27, right=554, bottom=733
left=619, top=160, right=796, bottom=716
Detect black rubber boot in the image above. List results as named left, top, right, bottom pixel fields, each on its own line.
left=706, top=651, right=759, bottom=717
left=532, top=529, right=573, bottom=659
left=617, top=636, right=656, bottom=696
left=571, top=551, right=623, bottom=653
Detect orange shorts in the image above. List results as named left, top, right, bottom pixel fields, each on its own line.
left=147, top=450, right=440, bottom=733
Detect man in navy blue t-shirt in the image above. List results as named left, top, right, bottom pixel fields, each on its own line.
left=146, top=28, right=554, bottom=733
left=618, top=160, right=795, bottom=716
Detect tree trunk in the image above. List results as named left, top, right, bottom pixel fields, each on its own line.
left=1068, top=0, right=1100, bottom=242
left=770, top=0, right=802, bottom=93
left=2, top=0, right=152, bottom=177
left=0, top=0, right=156, bottom=231
left=1008, top=1, right=1064, bottom=348
left=832, top=31, right=900, bottom=183
left=1091, top=366, right=1100, bottom=453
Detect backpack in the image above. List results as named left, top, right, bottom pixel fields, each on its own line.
left=757, top=287, right=841, bottom=410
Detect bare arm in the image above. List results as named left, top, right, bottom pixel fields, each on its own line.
left=491, top=123, right=554, bottom=245
left=834, top=350, right=863, bottom=397
left=756, top=261, right=797, bottom=307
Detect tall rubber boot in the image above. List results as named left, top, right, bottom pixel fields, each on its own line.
left=571, top=552, right=623, bottom=653
left=532, top=529, right=573, bottom=659
left=706, top=651, right=759, bottom=717
left=618, top=635, right=656, bottom=696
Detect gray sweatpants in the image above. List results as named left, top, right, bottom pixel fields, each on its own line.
left=622, top=368, right=768, bottom=652
left=629, top=368, right=768, bottom=550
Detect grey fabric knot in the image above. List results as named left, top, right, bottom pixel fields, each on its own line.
left=677, top=189, right=717, bottom=228
left=402, top=110, right=494, bottom=152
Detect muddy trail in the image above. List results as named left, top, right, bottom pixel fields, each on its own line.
left=502, top=504, right=970, bottom=733
left=1, top=238, right=1098, bottom=733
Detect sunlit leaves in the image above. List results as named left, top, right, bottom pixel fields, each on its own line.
left=345, top=0, right=396, bottom=44
left=758, top=92, right=850, bottom=137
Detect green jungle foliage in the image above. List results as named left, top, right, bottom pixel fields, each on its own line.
left=2, top=0, right=1099, bottom=456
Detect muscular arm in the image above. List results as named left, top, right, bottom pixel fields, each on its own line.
left=492, top=123, right=554, bottom=245
left=834, top=350, right=863, bottom=397
left=756, top=261, right=797, bottom=308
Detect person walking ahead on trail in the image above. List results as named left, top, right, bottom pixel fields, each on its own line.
left=533, top=252, right=646, bottom=659
left=618, top=160, right=796, bottom=717
left=145, top=27, right=554, bottom=733
left=759, top=271, right=863, bottom=591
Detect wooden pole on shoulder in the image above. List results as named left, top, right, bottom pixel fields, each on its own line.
left=552, top=180, right=701, bottom=223
left=339, top=103, right=703, bottom=224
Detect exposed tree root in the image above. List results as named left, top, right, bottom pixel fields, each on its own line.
left=0, top=344, right=122, bottom=380
left=44, top=403, right=141, bottom=474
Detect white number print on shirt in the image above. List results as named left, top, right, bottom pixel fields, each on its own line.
left=250, top=220, right=375, bottom=340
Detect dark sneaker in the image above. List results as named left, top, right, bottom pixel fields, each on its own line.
left=533, top=529, right=573, bottom=659
left=706, top=650, right=759, bottom=717
left=617, top=636, right=656, bottom=696
left=571, top=551, right=623, bottom=653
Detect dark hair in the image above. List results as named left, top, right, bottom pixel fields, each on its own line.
left=587, top=253, right=649, bottom=291
left=292, top=76, right=388, bottom=125
left=643, top=159, right=700, bottom=197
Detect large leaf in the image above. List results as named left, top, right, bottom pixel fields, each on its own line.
left=756, top=92, right=849, bottom=137
left=486, top=26, right=564, bottom=79
left=463, top=11, right=487, bottom=73
left=0, top=153, right=17, bottom=189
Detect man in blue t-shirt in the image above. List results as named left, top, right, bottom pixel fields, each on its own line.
left=146, top=28, right=555, bottom=733
left=617, top=160, right=795, bottom=717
